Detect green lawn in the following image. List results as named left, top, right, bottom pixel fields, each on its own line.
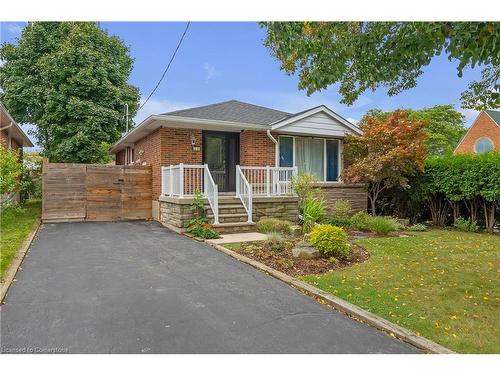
left=300, top=230, right=500, bottom=353
left=0, top=200, right=41, bottom=281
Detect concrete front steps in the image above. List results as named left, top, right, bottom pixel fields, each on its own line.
left=206, top=196, right=255, bottom=234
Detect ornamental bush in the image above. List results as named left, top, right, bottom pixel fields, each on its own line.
left=256, top=218, right=293, bottom=235
left=309, top=224, right=350, bottom=259
left=0, top=145, right=22, bottom=196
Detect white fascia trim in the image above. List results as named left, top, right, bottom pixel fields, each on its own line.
left=454, top=111, right=484, bottom=153
left=110, top=115, right=269, bottom=153
left=270, top=105, right=363, bottom=135
left=0, top=102, right=34, bottom=147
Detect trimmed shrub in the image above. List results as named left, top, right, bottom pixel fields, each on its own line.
left=409, top=223, right=427, bottom=232
left=309, top=224, right=350, bottom=259
left=453, top=217, right=479, bottom=232
left=302, top=198, right=326, bottom=233
left=256, top=218, right=292, bottom=235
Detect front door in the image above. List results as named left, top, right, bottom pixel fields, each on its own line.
left=202, top=131, right=239, bottom=192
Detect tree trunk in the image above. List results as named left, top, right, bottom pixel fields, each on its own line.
left=368, top=181, right=385, bottom=216
left=429, top=194, right=449, bottom=226
left=464, top=198, right=478, bottom=222
left=450, top=201, right=460, bottom=223
left=482, top=198, right=497, bottom=234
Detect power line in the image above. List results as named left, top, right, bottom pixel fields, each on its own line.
left=139, top=22, right=190, bottom=111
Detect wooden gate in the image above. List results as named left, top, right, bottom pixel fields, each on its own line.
left=42, top=162, right=152, bottom=222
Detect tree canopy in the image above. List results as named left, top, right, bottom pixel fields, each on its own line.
left=261, top=22, right=499, bottom=110
left=360, top=105, right=467, bottom=156
left=343, top=110, right=428, bottom=215
left=0, top=22, right=139, bottom=163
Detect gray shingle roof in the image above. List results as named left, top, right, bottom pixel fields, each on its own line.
left=163, top=100, right=291, bottom=125
left=485, top=109, right=500, bottom=126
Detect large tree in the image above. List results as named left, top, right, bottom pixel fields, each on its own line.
left=343, top=110, right=428, bottom=215
left=261, top=22, right=500, bottom=110
left=0, top=22, right=139, bottom=163
left=360, top=105, right=467, bottom=156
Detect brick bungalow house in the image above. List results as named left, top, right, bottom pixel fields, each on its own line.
left=110, top=100, right=367, bottom=233
left=454, top=109, right=500, bottom=154
left=1, top=102, right=34, bottom=202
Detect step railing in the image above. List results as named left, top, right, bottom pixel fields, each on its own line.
left=161, top=163, right=219, bottom=224
left=235, top=165, right=253, bottom=223
left=239, top=166, right=298, bottom=196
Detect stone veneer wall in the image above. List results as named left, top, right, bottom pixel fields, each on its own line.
left=315, top=183, right=368, bottom=213
left=251, top=196, right=299, bottom=222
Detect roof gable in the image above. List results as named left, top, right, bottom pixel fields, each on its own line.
left=270, top=105, right=362, bottom=136
left=163, top=100, right=290, bottom=125
left=485, top=109, right=500, bottom=126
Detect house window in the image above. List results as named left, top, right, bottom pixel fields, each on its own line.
left=474, top=137, right=494, bottom=154
left=278, top=136, right=341, bottom=181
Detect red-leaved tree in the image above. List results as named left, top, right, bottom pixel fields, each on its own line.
left=343, top=110, right=428, bottom=215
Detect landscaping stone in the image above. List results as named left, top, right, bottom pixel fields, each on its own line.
left=292, top=241, right=320, bottom=259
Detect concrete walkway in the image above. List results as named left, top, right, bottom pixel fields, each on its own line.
left=207, top=232, right=267, bottom=244
left=0, top=221, right=419, bottom=354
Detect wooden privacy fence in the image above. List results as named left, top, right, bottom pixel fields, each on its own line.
left=42, top=162, right=152, bottom=222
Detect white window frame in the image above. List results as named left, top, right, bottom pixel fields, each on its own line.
left=474, top=137, right=494, bottom=154
left=277, top=135, right=342, bottom=182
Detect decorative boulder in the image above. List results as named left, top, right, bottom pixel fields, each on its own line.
left=292, top=241, right=320, bottom=259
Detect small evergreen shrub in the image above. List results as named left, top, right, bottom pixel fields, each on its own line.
left=309, top=224, right=350, bottom=259
left=331, top=199, right=351, bottom=219
left=409, top=223, right=426, bottom=232
left=256, top=218, right=292, bottom=235
left=454, top=217, right=479, bottom=232
left=326, top=216, right=352, bottom=228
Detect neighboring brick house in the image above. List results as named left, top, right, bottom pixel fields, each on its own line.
left=0, top=102, right=34, bottom=202
left=454, top=109, right=500, bottom=154
left=110, top=100, right=367, bottom=232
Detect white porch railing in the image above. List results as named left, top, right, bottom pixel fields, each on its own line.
left=161, top=164, right=219, bottom=224
left=236, top=165, right=253, bottom=223
left=239, top=166, right=298, bottom=196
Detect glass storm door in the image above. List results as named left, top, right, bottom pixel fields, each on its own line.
left=202, top=131, right=239, bottom=192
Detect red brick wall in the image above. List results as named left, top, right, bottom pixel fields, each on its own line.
left=115, top=150, right=125, bottom=165
left=1, top=130, right=21, bottom=152
left=455, top=111, right=500, bottom=154
left=127, top=127, right=202, bottom=199
left=240, top=130, right=276, bottom=166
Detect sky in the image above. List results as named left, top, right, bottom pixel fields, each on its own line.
left=0, top=21, right=483, bottom=148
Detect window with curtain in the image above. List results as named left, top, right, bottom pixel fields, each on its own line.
left=326, top=139, right=339, bottom=181
left=295, top=137, right=324, bottom=180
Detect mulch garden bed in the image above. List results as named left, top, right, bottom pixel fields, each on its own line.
left=226, top=235, right=370, bottom=277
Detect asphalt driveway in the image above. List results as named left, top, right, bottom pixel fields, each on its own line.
left=1, top=221, right=419, bottom=353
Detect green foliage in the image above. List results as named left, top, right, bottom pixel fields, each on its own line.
left=362, top=105, right=467, bottom=156
left=453, top=217, right=479, bottom=232
left=326, top=216, right=352, bottom=229
left=263, top=232, right=288, bottom=252
left=331, top=199, right=351, bottom=219
left=0, top=145, right=21, bottom=195
left=302, top=197, right=326, bottom=233
left=261, top=22, right=500, bottom=109
left=291, top=172, right=321, bottom=212
left=409, top=223, right=427, bottom=232
left=349, top=211, right=399, bottom=234
left=422, top=153, right=500, bottom=231
left=256, top=218, right=292, bottom=235
left=461, top=66, right=500, bottom=110
left=20, top=152, right=43, bottom=200
left=350, top=211, right=373, bottom=231
left=309, top=224, right=350, bottom=259
left=370, top=216, right=399, bottom=235
left=190, top=190, right=205, bottom=218
left=0, top=22, right=139, bottom=163
left=186, top=217, right=220, bottom=239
